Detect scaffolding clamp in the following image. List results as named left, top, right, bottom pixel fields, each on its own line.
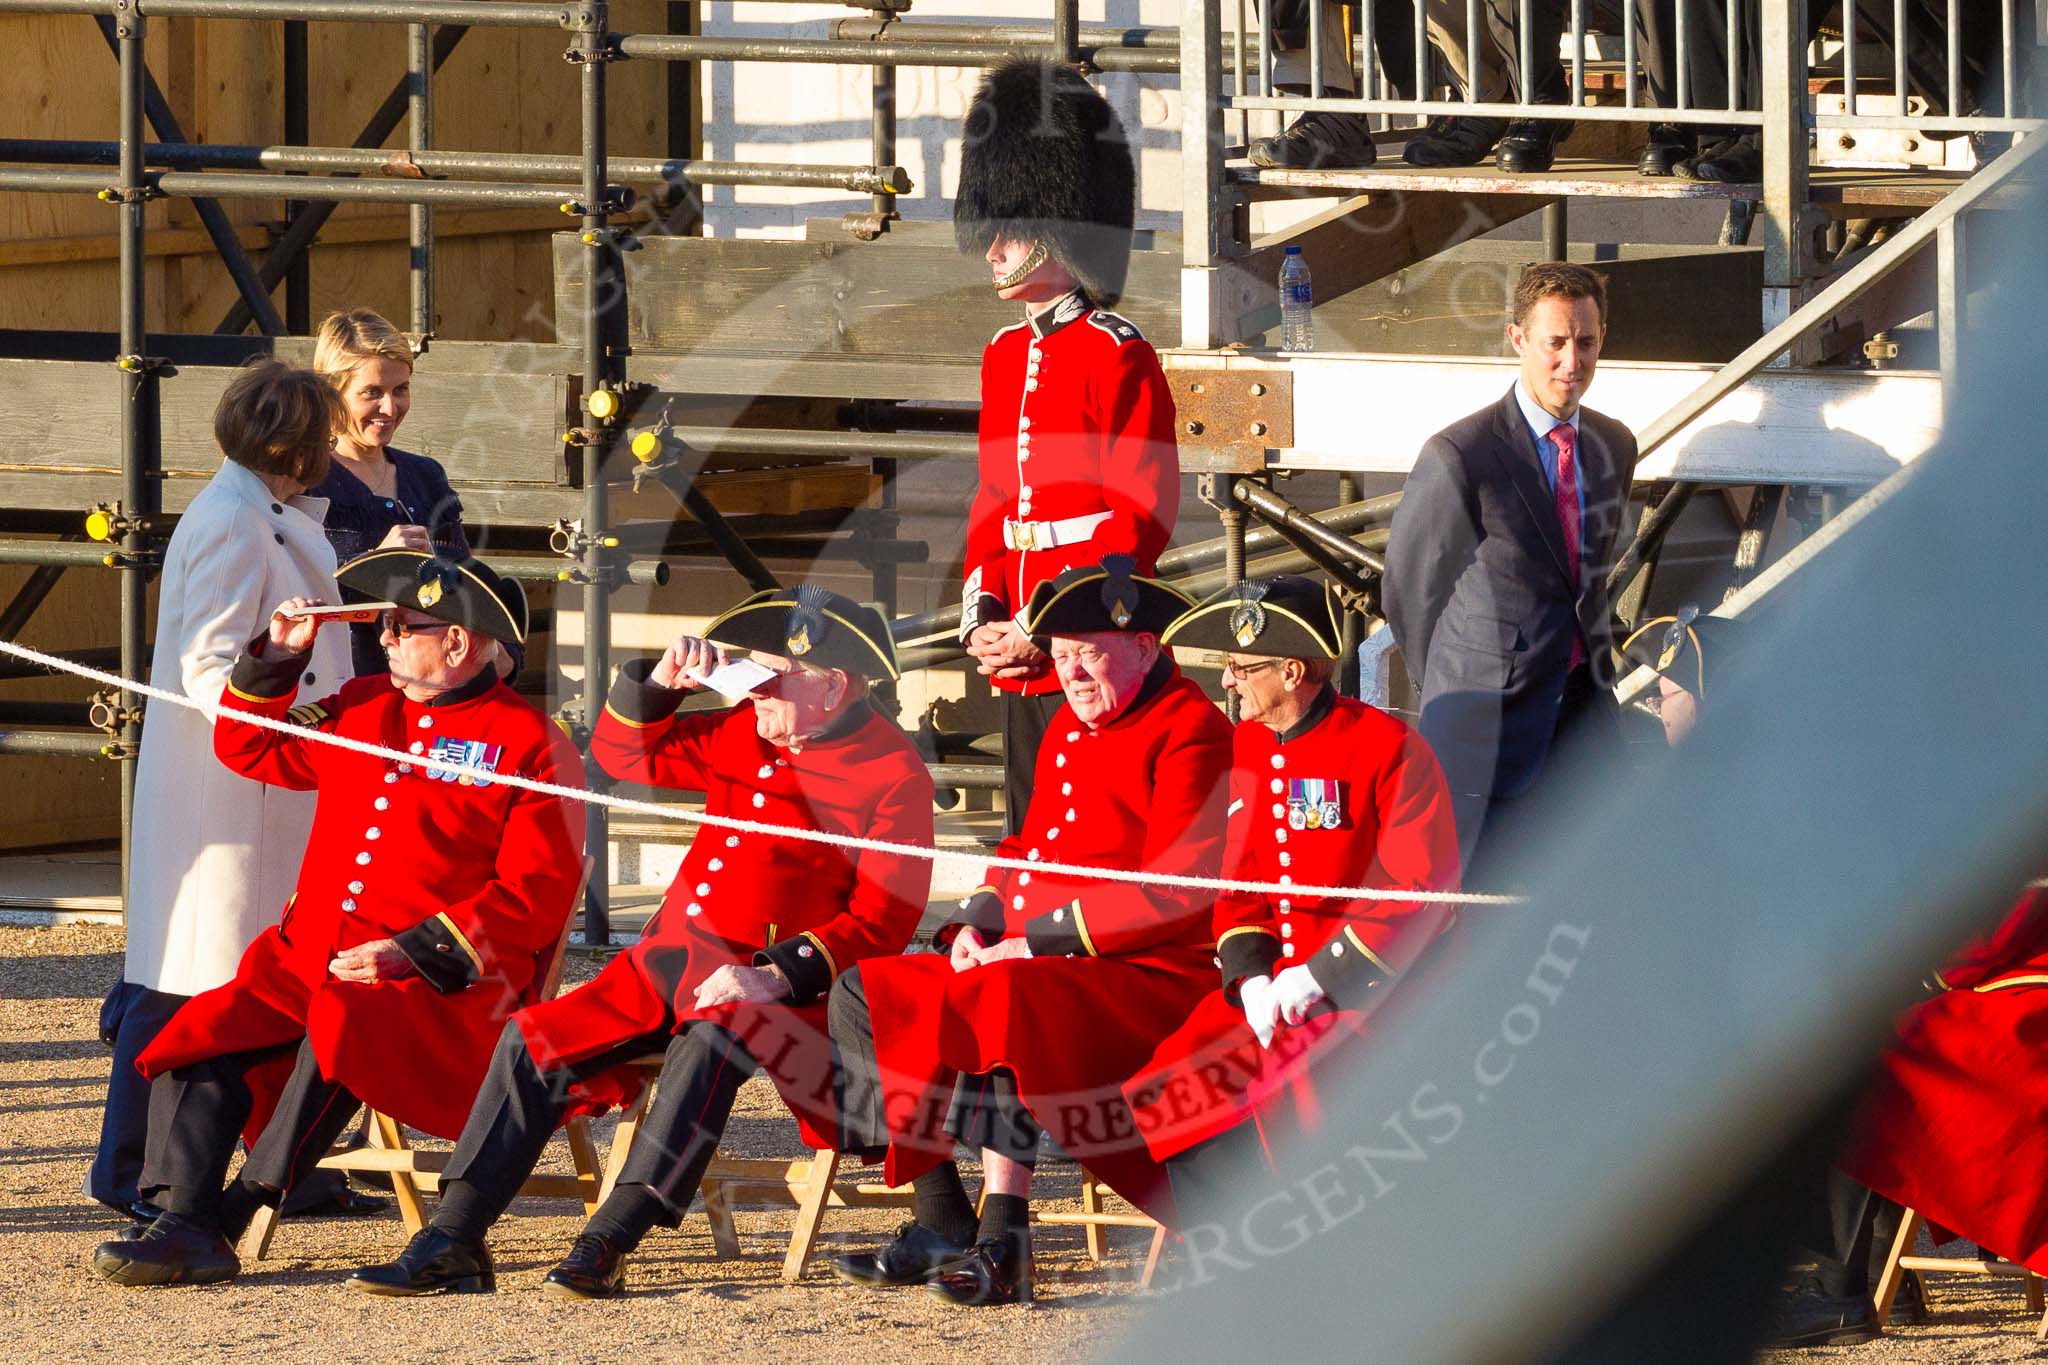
left=579, top=224, right=640, bottom=250
left=114, top=353, right=167, bottom=376
left=83, top=501, right=153, bottom=549
left=87, top=690, right=138, bottom=737
left=564, top=42, right=624, bottom=64
left=548, top=517, right=620, bottom=558
left=96, top=183, right=163, bottom=206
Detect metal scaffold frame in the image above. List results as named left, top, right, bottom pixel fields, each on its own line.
left=0, top=0, right=2034, bottom=943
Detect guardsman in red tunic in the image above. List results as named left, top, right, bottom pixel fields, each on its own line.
left=825, top=556, right=1230, bottom=1306
left=347, top=586, right=934, bottom=1298
left=953, top=59, right=1180, bottom=833
left=1121, top=576, right=1462, bottom=1222
left=94, top=551, right=584, bottom=1288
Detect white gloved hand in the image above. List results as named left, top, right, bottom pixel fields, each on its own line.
left=1239, top=974, right=1281, bottom=1048
left=1272, top=964, right=1327, bottom=1026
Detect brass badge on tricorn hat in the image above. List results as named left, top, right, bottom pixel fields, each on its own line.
left=1658, top=602, right=1699, bottom=671
left=1099, top=554, right=1139, bottom=629
left=415, top=559, right=456, bottom=609
left=785, top=584, right=831, bottom=656
left=1229, top=580, right=1269, bottom=647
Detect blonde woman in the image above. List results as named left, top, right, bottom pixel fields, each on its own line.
left=309, top=308, right=476, bottom=677
left=91, top=361, right=356, bottom=1220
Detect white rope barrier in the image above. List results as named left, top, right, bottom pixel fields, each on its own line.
left=0, top=635, right=1523, bottom=906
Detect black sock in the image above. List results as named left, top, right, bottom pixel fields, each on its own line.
left=581, top=1184, right=668, bottom=1256
left=977, top=1192, right=1030, bottom=1245
left=154, top=1185, right=222, bottom=1228
left=431, top=1179, right=494, bottom=1245
left=912, top=1164, right=977, bottom=1247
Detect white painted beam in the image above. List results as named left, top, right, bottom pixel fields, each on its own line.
left=1169, top=350, right=1945, bottom=484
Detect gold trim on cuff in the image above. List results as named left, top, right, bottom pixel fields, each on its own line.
left=1343, top=925, right=1396, bottom=978
left=800, top=930, right=840, bottom=980
left=601, top=700, right=670, bottom=730
left=1973, top=973, right=2048, bottom=993
left=436, top=912, right=486, bottom=975
left=1217, top=924, right=1278, bottom=949
left=1071, top=901, right=1099, bottom=957
left=226, top=680, right=290, bottom=704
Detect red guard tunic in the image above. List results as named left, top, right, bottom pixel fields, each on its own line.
left=1844, top=886, right=2048, bottom=1271
left=1125, top=692, right=1462, bottom=1172
left=962, top=290, right=1181, bottom=697
left=138, top=645, right=587, bottom=1141
left=514, top=661, right=935, bottom=1146
left=857, top=660, right=1231, bottom=1218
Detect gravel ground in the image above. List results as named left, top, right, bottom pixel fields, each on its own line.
left=6, top=922, right=2046, bottom=1362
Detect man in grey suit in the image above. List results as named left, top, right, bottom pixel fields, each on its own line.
left=1384, top=262, right=1639, bottom=870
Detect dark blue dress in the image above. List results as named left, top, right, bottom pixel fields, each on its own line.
left=310, top=446, right=472, bottom=677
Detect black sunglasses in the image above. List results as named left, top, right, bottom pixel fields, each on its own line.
left=379, top=612, right=454, bottom=639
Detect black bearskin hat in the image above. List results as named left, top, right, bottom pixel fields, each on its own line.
left=954, top=59, right=1137, bottom=307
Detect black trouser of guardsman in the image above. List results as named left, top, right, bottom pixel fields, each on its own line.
left=1000, top=692, right=1065, bottom=840
left=830, top=964, right=1043, bottom=1166
left=433, top=1017, right=763, bottom=1242
left=140, top=1036, right=364, bottom=1224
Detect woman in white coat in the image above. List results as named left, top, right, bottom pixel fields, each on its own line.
left=89, top=361, right=355, bottom=1218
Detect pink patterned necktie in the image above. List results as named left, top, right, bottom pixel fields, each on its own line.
left=1552, top=422, right=1586, bottom=670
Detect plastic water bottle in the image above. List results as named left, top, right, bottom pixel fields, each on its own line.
left=1279, top=245, right=1313, bottom=353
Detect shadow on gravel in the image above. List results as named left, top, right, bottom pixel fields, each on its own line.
left=0, top=950, right=122, bottom=998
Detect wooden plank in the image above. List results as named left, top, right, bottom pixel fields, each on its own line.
left=0, top=353, right=570, bottom=483
left=1254, top=351, right=1942, bottom=484
left=1230, top=192, right=1556, bottom=344
left=555, top=230, right=1186, bottom=365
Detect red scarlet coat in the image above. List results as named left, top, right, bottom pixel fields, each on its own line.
left=1125, top=692, right=1462, bottom=1172
left=514, top=662, right=935, bottom=1145
left=138, top=646, right=587, bottom=1141
left=859, top=660, right=1231, bottom=1218
left=1844, top=887, right=2048, bottom=1270
left=962, top=291, right=1180, bottom=697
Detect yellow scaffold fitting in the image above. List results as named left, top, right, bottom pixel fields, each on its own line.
left=587, top=388, right=620, bottom=421
left=629, top=429, right=664, bottom=463
left=84, top=505, right=117, bottom=542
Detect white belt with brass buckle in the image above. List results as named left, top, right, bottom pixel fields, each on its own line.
left=1002, top=511, right=1112, bottom=553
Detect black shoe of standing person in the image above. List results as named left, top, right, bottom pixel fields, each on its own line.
left=540, top=1233, right=627, bottom=1300
left=345, top=1226, right=496, bottom=1297
left=829, top=1219, right=966, bottom=1287
left=1765, top=1290, right=1879, bottom=1348
left=1676, top=132, right=1762, bottom=184
left=1496, top=119, right=1569, bottom=173
left=1402, top=116, right=1508, bottom=168
left=926, top=1234, right=1033, bottom=1307
left=1636, top=123, right=1693, bottom=176
left=92, top=1211, right=240, bottom=1287
left=1248, top=110, right=1377, bottom=170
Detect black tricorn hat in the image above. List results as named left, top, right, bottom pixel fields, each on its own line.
left=702, top=585, right=900, bottom=682
left=1022, top=554, right=1191, bottom=639
left=1621, top=604, right=1741, bottom=700
left=336, top=549, right=528, bottom=644
left=1162, top=575, right=1345, bottom=659
left=955, top=59, right=1137, bottom=308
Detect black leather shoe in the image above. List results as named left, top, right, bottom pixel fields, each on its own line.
left=829, top=1219, right=966, bottom=1287
left=346, top=1227, right=496, bottom=1297
left=1496, top=119, right=1569, bottom=173
left=926, top=1236, right=1033, bottom=1307
left=1635, top=123, right=1692, bottom=176
left=1766, top=1290, right=1878, bottom=1348
left=1402, top=116, right=1506, bottom=168
left=540, top=1233, right=626, bottom=1300
left=1676, top=132, right=1761, bottom=184
left=1248, top=110, right=1377, bottom=170
left=92, top=1211, right=239, bottom=1287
